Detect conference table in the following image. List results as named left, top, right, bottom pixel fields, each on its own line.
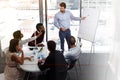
left=19, top=43, right=70, bottom=80
left=19, top=43, right=48, bottom=80
left=19, top=44, right=48, bottom=72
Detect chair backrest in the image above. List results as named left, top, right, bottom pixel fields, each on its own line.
left=67, top=59, right=77, bottom=70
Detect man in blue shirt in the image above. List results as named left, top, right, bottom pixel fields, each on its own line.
left=64, top=36, right=81, bottom=64
left=54, top=2, right=86, bottom=52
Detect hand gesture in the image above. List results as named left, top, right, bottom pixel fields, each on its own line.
left=38, top=59, right=43, bottom=63
left=81, top=17, right=86, bottom=20
left=37, top=32, right=42, bottom=37
left=17, top=47, right=23, bottom=53
left=60, top=27, right=66, bottom=31
left=24, top=57, right=31, bottom=61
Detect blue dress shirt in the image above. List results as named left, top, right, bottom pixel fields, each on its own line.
left=64, top=44, right=81, bottom=61
left=54, top=10, right=80, bottom=29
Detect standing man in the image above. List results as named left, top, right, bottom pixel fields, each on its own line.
left=54, top=2, right=86, bottom=52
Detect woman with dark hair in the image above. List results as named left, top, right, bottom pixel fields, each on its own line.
left=13, top=30, right=41, bottom=48
left=4, top=39, right=31, bottom=80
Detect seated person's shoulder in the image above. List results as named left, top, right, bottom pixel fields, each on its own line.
left=55, top=50, right=62, bottom=54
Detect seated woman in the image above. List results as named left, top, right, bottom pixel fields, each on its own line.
left=13, top=30, right=41, bottom=48
left=3, top=30, right=40, bottom=54
left=28, top=23, right=45, bottom=47
left=4, top=39, right=31, bottom=80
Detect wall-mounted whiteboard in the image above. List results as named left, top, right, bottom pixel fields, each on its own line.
left=78, top=8, right=100, bottom=42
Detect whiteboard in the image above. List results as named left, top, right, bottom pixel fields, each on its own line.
left=78, top=8, right=100, bottom=42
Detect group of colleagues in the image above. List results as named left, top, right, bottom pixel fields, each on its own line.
left=4, top=2, right=86, bottom=80
left=4, top=23, right=45, bottom=80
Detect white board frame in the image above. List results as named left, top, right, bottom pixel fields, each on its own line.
left=78, top=8, right=100, bottom=42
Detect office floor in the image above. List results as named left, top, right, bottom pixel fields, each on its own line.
left=0, top=53, right=117, bottom=80
left=0, top=57, right=5, bottom=73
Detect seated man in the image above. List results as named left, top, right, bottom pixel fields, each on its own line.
left=28, top=23, right=45, bottom=47
left=38, top=40, right=67, bottom=80
left=64, top=36, right=81, bottom=64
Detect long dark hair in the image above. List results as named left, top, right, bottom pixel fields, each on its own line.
left=9, top=39, right=19, bottom=53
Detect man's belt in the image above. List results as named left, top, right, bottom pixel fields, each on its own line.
left=60, top=28, right=70, bottom=31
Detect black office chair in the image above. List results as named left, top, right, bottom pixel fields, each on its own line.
left=67, top=59, right=77, bottom=70
left=66, top=59, right=79, bottom=80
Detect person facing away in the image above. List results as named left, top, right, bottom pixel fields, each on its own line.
left=4, top=39, right=31, bottom=80
left=64, top=36, right=81, bottom=64
left=38, top=40, right=67, bottom=80
left=13, top=30, right=41, bottom=48
left=54, top=2, right=86, bottom=52
left=28, top=23, right=45, bottom=46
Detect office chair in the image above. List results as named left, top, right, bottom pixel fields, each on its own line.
left=67, top=59, right=76, bottom=70
left=66, top=59, right=79, bottom=80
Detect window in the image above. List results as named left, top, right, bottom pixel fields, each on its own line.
left=0, top=0, right=39, bottom=49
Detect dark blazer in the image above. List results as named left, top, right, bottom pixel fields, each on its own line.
left=28, top=30, right=45, bottom=46
left=38, top=50, right=67, bottom=80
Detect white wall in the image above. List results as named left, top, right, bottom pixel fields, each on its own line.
left=109, top=0, right=120, bottom=80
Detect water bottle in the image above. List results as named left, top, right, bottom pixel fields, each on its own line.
left=33, top=50, right=36, bottom=55
left=41, top=54, right=44, bottom=59
left=37, top=50, right=42, bottom=60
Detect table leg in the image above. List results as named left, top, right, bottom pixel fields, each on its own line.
left=24, top=72, right=30, bottom=80
left=27, top=72, right=30, bottom=80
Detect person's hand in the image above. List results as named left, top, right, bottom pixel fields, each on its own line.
left=37, top=32, right=42, bottom=37
left=60, top=27, right=66, bottom=31
left=81, top=17, right=86, bottom=20
left=38, top=59, right=43, bottom=63
left=24, top=57, right=31, bottom=61
left=36, top=43, right=44, bottom=47
left=17, top=47, right=23, bottom=53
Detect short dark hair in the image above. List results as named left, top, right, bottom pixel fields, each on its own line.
left=60, top=2, right=66, bottom=8
left=9, top=39, right=19, bottom=52
left=47, top=40, right=56, bottom=51
left=36, top=23, right=43, bottom=31
left=69, top=36, right=76, bottom=45
left=13, top=30, right=21, bottom=39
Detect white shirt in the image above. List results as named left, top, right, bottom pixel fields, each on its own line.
left=20, top=36, right=37, bottom=48
left=54, top=10, right=80, bottom=29
left=3, top=36, right=37, bottom=53
left=64, top=44, right=81, bottom=61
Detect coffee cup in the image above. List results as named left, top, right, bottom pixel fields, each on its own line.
left=31, top=56, right=34, bottom=61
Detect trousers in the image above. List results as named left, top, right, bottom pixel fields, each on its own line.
left=59, top=29, right=71, bottom=52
